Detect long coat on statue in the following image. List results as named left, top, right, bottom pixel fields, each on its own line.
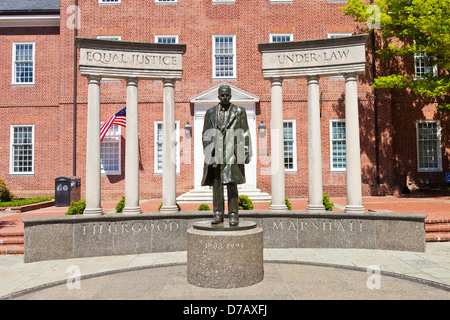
left=201, top=103, right=252, bottom=186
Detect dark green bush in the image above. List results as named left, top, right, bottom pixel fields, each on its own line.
left=285, top=197, right=292, bottom=210
left=323, top=192, right=334, bottom=211
left=115, top=196, right=125, bottom=213
left=0, top=177, right=13, bottom=202
left=238, top=195, right=254, bottom=210
left=198, top=203, right=211, bottom=211
left=65, top=200, right=86, bottom=215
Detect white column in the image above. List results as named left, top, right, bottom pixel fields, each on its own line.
left=84, top=75, right=103, bottom=215
left=160, top=78, right=178, bottom=213
left=269, top=77, right=287, bottom=211
left=123, top=77, right=141, bottom=214
left=306, top=75, right=325, bottom=212
left=344, top=72, right=365, bottom=213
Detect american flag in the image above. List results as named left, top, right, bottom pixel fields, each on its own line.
left=100, top=107, right=126, bottom=142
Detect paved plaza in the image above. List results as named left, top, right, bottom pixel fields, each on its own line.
left=1, top=194, right=449, bottom=300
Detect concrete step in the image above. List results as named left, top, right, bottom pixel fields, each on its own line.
left=0, top=244, right=24, bottom=255
left=425, top=219, right=450, bottom=242
left=177, top=188, right=271, bottom=203
left=426, top=233, right=450, bottom=242
left=0, top=232, right=24, bottom=255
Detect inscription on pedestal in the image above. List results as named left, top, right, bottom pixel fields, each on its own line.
left=204, top=242, right=244, bottom=250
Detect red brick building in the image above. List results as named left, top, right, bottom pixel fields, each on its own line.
left=0, top=0, right=448, bottom=202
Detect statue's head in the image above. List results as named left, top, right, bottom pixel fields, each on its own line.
left=218, top=85, right=232, bottom=106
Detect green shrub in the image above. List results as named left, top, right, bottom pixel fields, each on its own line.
left=238, top=195, right=254, bottom=210
left=115, top=196, right=125, bottom=213
left=0, top=177, right=13, bottom=202
left=65, top=200, right=86, bottom=215
left=323, top=192, right=334, bottom=211
left=285, top=197, right=292, bottom=210
left=158, top=202, right=181, bottom=212
left=198, top=203, right=211, bottom=211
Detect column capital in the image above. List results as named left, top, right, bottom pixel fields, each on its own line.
left=270, top=77, right=283, bottom=86
left=344, top=72, right=357, bottom=81
left=306, top=74, right=319, bottom=83
left=87, top=74, right=102, bottom=83
left=163, top=78, right=176, bottom=87
left=126, top=77, right=139, bottom=86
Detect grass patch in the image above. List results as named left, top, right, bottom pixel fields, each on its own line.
left=431, top=186, right=450, bottom=191
left=0, top=196, right=54, bottom=208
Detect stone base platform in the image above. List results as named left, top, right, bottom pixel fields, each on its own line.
left=22, top=210, right=427, bottom=263
left=187, top=221, right=264, bottom=288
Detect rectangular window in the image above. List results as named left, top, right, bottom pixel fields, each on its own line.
left=213, top=35, right=236, bottom=79
left=155, top=35, right=179, bottom=44
left=155, top=0, right=178, bottom=3
left=213, top=0, right=235, bottom=3
left=99, top=0, right=121, bottom=3
left=10, top=125, right=34, bottom=174
left=101, top=124, right=121, bottom=174
left=330, top=120, right=346, bottom=171
left=417, top=120, right=442, bottom=172
left=155, top=121, right=180, bottom=173
left=13, top=43, right=34, bottom=85
left=283, top=120, right=297, bottom=171
left=270, top=0, right=294, bottom=3
left=270, top=34, right=293, bottom=43
left=414, top=52, right=437, bottom=79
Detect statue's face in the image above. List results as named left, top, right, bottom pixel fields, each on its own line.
left=218, top=87, right=231, bottom=106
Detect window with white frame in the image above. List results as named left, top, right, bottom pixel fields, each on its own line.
left=155, top=121, right=180, bottom=173
left=270, top=0, right=293, bottom=3
left=213, top=35, right=236, bottom=79
left=416, top=120, right=442, bottom=172
left=10, top=125, right=34, bottom=174
left=99, top=0, right=121, bottom=3
left=213, top=0, right=235, bottom=3
left=330, top=120, right=346, bottom=171
left=155, top=0, right=178, bottom=3
left=283, top=120, right=297, bottom=171
left=414, top=52, right=437, bottom=79
left=270, top=34, right=293, bottom=43
left=101, top=124, right=121, bottom=174
left=328, top=33, right=352, bottom=39
left=13, top=43, right=34, bottom=85
left=155, top=35, right=178, bottom=44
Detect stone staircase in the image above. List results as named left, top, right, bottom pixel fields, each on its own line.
left=176, top=187, right=271, bottom=203
left=0, top=231, right=24, bottom=255
left=425, top=218, right=450, bottom=242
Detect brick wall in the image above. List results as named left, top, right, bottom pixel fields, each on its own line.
left=0, top=0, right=446, bottom=201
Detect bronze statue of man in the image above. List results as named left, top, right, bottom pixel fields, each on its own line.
left=201, top=84, right=252, bottom=226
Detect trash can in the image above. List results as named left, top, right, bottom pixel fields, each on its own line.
left=55, top=176, right=81, bottom=207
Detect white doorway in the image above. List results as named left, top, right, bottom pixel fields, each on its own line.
left=177, top=83, right=270, bottom=203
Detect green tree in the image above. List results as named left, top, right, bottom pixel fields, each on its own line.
left=341, top=0, right=450, bottom=110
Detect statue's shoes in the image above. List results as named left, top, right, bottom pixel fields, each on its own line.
left=229, top=213, right=239, bottom=226
left=211, top=212, right=224, bottom=224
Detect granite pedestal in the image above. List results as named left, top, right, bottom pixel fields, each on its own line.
left=187, top=221, right=264, bottom=289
